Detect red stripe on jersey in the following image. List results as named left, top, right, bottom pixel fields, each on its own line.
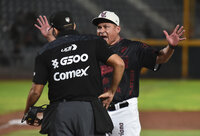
left=100, top=65, right=113, bottom=76
left=129, top=70, right=134, bottom=96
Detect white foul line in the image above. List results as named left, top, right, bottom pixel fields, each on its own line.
left=0, top=119, right=27, bottom=129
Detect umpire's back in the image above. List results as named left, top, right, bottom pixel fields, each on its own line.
left=33, top=11, right=113, bottom=103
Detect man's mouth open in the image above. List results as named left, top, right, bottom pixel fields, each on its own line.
left=101, top=36, right=108, bottom=41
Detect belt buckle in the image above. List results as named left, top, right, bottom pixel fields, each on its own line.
left=119, top=101, right=129, bottom=109
left=114, top=103, right=120, bottom=110
left=108, top=101, right=129, bottom=111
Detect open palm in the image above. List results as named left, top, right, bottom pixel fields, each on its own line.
left=163, top=25, right=186, bottom=46
left=34, top=15, right=52, bottom=38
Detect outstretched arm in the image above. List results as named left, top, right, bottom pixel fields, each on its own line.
left=34, top=15, right=56, bottom=42
left=156, top=25, right=186, bottom=64
left=98, top=54, right=125, bottom=109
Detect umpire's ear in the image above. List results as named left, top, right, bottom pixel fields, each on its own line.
left=73, top=23, right=76, bottom=30
left=53, top=28, right=59, bottom=37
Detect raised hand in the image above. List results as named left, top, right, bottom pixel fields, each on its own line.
left=163, top=25, right=186, bottom=47
left=35, top=15, right=55, bottom=42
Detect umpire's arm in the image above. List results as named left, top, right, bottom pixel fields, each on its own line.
left=24, top=83, right=44, bottom=114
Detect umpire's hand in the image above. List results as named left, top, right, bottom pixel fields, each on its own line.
left=34, top=15, right=56, bottom=42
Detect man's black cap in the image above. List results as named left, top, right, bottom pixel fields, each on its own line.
left=50, top=11, right=74, bottom=31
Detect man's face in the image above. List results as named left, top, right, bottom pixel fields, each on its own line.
left=97, top=22, right=120, bottom=45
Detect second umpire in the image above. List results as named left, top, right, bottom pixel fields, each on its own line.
left=23, top=11, right=124, bottom=136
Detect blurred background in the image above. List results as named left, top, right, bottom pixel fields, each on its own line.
left=0, top=0, right=200, bottom=79
left=0, top=1, right=200, bottom=136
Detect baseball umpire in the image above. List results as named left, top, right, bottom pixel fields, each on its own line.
left=23, top=11, right=125, bottom=136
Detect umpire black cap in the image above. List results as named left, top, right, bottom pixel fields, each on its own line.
left=50, top=11, right=75, bottom=31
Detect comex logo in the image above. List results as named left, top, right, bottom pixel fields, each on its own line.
left=61, top=44, right=77, bottom=52
left=53, top=66, right=90, bottom=81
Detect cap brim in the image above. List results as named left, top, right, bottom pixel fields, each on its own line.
left=92, top=17, right=118, bottom=26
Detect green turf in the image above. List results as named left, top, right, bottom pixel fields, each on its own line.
left=3, top=129, right=200, bottom=136
left=140, top=130, right=200, bottom=136
left=0, top=79, right=200, bottom=115
left=138, top=79, right=200, bottom=111
left=0, top=80, right=49, bottom=115
left=2, top=130, right=45, bottom=136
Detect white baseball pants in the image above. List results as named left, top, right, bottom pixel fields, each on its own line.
left=106, top=98, right=141, bottom=136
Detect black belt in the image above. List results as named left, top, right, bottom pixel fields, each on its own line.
left=108, top=101, right=129, bottom=111
left=51, top=97, right=96, bottom=104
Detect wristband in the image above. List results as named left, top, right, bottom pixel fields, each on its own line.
left=168, top=44, right=176, bottom=49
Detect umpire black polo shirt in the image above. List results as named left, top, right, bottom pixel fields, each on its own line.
left=33, top=30, right=113, bottom=103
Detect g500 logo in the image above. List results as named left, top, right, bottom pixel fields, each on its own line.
left=52, top=53, right=89, bottom=69
left=60, top=53, right=88, bottom=65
